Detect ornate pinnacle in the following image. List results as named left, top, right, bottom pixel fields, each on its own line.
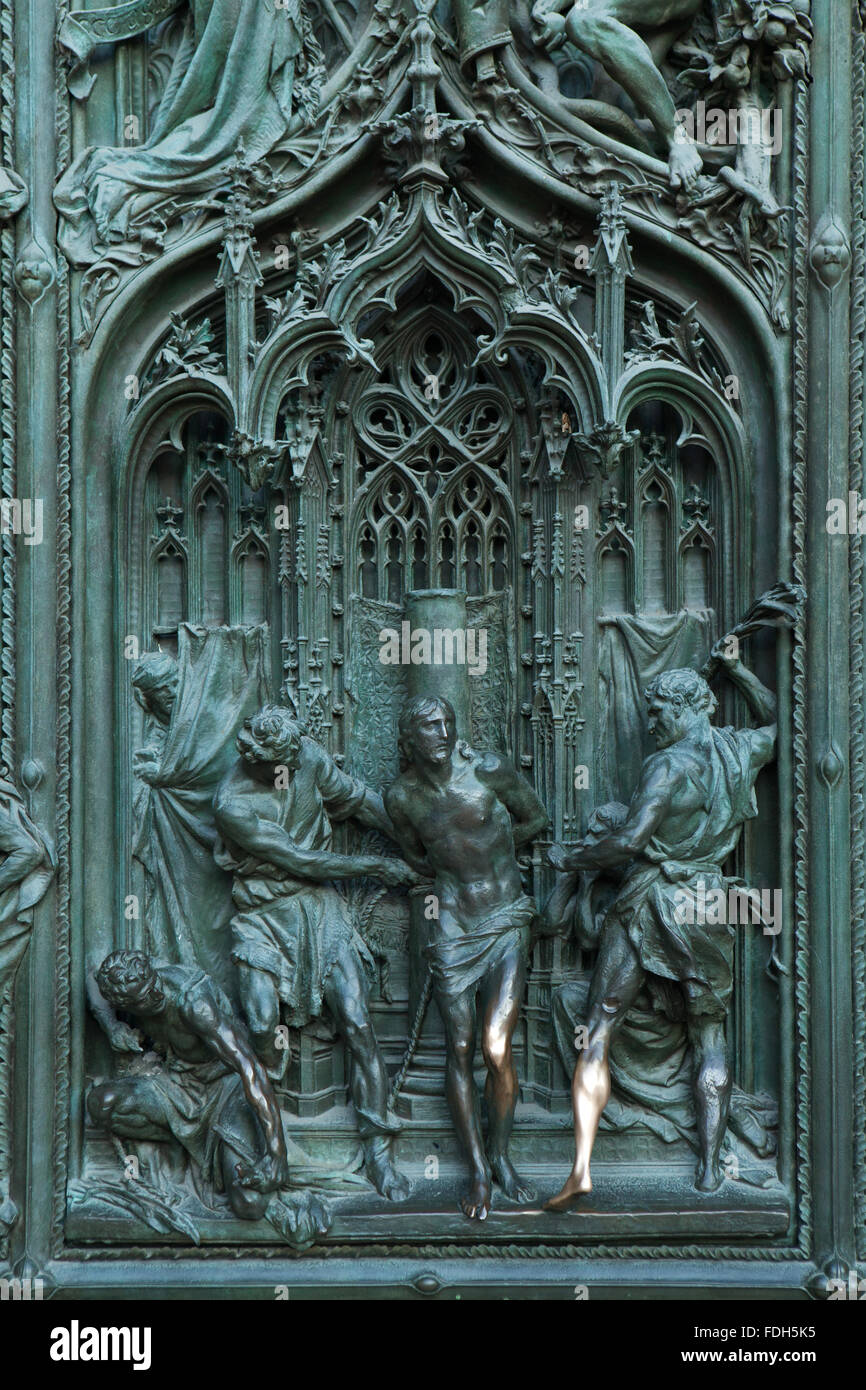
left=590, top=182, right=634, bottom=384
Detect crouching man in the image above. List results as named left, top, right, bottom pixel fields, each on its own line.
left=88, top=950, right=295, bottom=1223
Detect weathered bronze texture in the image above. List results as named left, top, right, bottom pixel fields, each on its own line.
left=386, top=694, right=547, bottom=1217
left=0, top=0, right=863, bottom=1301
left=545, top=638, right=779, bottom=1208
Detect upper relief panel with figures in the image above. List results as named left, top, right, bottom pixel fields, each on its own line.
left=54, top=0, right=811, bottom=338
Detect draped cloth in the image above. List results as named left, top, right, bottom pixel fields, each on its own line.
left=424, top=893, right=536, bottom=1004
left=55, top=0, right=315, bottom=265
left=597, top=609, right=714, bottom=804
left=107, top=964, right=368, bottom=1248
left=0, top=778, right=55, bottom=998
left=133, top=624, right=270, bottom=998
left=129, top=966, right=351, bottom=1184
left=609, top=725, right=762, bottom=1020
left=216, top=738, right=378, bottom=1032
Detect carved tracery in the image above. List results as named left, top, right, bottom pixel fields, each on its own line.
left=40, top=0, right=817, bottom=1277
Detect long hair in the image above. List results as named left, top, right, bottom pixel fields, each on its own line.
left=397, top=695, right=456, bottom=769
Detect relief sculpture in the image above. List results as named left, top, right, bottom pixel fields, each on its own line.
left=212, top=704, right=416, bottom=1200
left=86, top=950, right=338, bottom=1248
left=545, top=633, right=781, bottom=1208
left=56, top=0, right=802, bottom=1255
left=0, top=774, right=54, bottom=1236
left=385, top=695, right=548, bottom=1219
left=55, top=0, right=323, bottom=264
left=5, top=0, right=860, bottom=1310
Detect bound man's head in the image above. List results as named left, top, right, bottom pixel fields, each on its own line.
left=398, top=696, right=457, bottom=768
left=131, top=651, right=178, bottom=725
left=644, top=668, right=716, bottom=748
left=97, top=950, right=162, bottom=1013
left=238, top=704, right=303, bottom=770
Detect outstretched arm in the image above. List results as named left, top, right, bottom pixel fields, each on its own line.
left=345, top=786, right=399, bottom=841
left=186, top=991, right=288, bottom=1192
left=709, top=637, right=777, bottom=767
left=553, top=761, right=673, bottom=871
left=383, top=786, right=433, bottom=877
left=315, top=749, right=419, bottom=877
left=214, top=789, right=407, bottom=885
left=532, top=0, right=704, bottom=188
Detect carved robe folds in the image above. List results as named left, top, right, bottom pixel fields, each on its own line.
left=133, top=624, right=269, bottom=998
left=0, top=777, right=55, bottom=998
left=55, top=0, right=315, bottom=264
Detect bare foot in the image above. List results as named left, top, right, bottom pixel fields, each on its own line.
left=668, top=139, right=703, bottom=192
left=265, top=1191, right=332, bottom=1249
left=543, top=1172, right=591, bottom=1213
left=364, top=1139, right=411, bottom=1201
left=489, top=1152, right=536, bottom=1204
left=461, top=1172, right=492, bottom=1220
left=695, top=1160, right=723, bottom=1193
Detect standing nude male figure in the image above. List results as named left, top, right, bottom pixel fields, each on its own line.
left=544, top=644, right=776, bottom=1209
left=385, top=697, right=549, bottom=1220
left=533, top=0, right=706, bottom=189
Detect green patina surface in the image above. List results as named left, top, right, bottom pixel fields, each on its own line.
left=0, top=0, right=862, bottom=1299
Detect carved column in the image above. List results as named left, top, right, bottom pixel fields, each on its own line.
left=9, top=0, right=59, bottom=1282
left=216, top=166, right=262, bottom=435
left=406, top=589, right=471, bottom=738
left=589, top=181, right=633, bottom=389
left=804, top=0, right=857, bottom=1285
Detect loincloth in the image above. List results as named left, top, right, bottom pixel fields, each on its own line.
left=609, top=859, right=738, bottom=1021
left=139, top=1055, right=243, bottom=1186
left=424, top=892, right=536, bottom=1004
left=228, top=877, right=375, bottom=1029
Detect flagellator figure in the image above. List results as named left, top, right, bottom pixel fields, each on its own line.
left=532, top=0, right=706, bottom=190
left=544, top=639, right=777, bottom=1209
left=212, top=704, right=419, bottom=1201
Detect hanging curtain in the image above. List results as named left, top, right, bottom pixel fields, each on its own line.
left=597, top=609, right=715, bottom=804
left=133, top=623, right=270, bottom=997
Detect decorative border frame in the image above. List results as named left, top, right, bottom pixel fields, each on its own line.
left=1, top=0, right=858, bottom=1296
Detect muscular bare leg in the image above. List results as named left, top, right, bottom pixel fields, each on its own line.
left=535, top=0, right=704, bottom=187
left=236, top=962, right=281, bottom=1073
left=688, top=1015, right=732, bottom=1193
left=480, top=948, right=535, bottom=1203
left=87, top=1077, right=173, bottom=1143
left=544, top=1005, right=617, bottom=1210
left=545, top=922, right=644, bottom=1211
left=438, top=988, right=492, bottom=1219
left=324, top=947, right=410, bottom=1202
